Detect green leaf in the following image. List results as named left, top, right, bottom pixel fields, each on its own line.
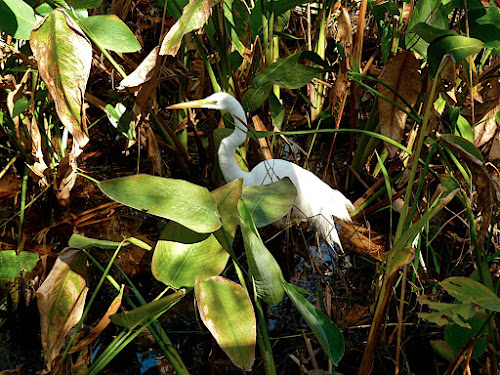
left=241, top=178, right=296, bottom=228
left=282, top=282, right=345, bottom=366
left=241, top=83, right=273, bottom=112
left=418, top=300, right=476, bottom=328
left=0, top=250, right=39, bottom=288
left=160, top=0, right=221, bottom=56
left=440, top=277, right=500, bottom=312
left=445, top=316, right=488, bottom=359
left=68, top=233, right=128, bottom=249
left=430, top=340, right=455, bottom=362
left=98, top=174, right=222, bottom=233
left=36, top=248, right=88, bottom=370
left=66, top=0, right=101, bottom=9
left=405, top=0, right=449, bottom=57
left=467, top=6, right=500, bottom=48
left=223, top=0, right=251, bottom=58
left=30, top=9, right=92, bottom=149
left=151, top=223, right=229, bottom=288
left=439, top=133, right=484, bottom=163
left=238, top=200, right=284, bottom=305
left=111, top=289, right=186, bottom=329
left=212, top=179, right=243, bottom=252
left=269, top=92, right=285, bottom=129
left=195, top=275, right=256, bottom=371
left=408, top=23, right=457, bottom=44
left=428, top=35, right=483, bottom=77
left=79, top=15, right=141, bottom=53
left=0, top=0, right=37, bottom=39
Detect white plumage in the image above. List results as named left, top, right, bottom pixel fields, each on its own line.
left=169, top=92, right=355, bottom=248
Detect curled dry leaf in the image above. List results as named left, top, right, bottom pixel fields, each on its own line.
left=28, top=117, right=49, bottom=187
left=36, top=248, right=88, bottom=371
left=119, top=46, right=160, bottom=90
left=159, top=0, right=220, bottom=56
left=336, top=7, right=352, bottom=49
left=378, top=51, right=421, bottom=157
left=56, top=150, right=78, bottom=203
left=488, top=132, right=500, bottom=160
left=30, top=9, right=92, bottom=149
left=473, top=104, right=499, bottom=147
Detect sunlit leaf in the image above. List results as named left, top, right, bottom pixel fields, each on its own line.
left=408, top=23, right=456, bottom=43
left=66, top=0, right=101, bottom=8
left=440, top=277, right=500, bottom=312
left=223, top=0, right=251, bottom=58
left=212, top=179, right=243, bottom=251
left=152, top=223, right=228, bottom=288
left=111, top=289, right=186, bottom=329
left=99, top=174, right=222, bottom=233
left=30, top=9, right=92, bottom=148
left=195, top=275, right=256, bottom=370
left=378, top=51, right=421, bottom=157
left=428, top=35, right=483, bottom=77
left=419, top=299, right=476, bottom=327
left=0, top=0, right=37, bottom=39
left=160, top=0, right=221, bottom=56
left=282, top=282, right=345, bottom=366
left=238, top=200, right=284, bottom=305
left=79, top=15, right=141, bottom=53
left=36, top=248, right=88, bottom=371
left=0, top=251, right=39, bottom=288
left=241, top=178, right=296, bottom=228
left=68, top=233, right=128, bottom=249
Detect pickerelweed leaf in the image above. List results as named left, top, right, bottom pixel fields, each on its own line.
left=428, top=35, right=483, bottom=77
left=195, top=275, right=256, bottom=371
left=212, top=179, right=242, bottom=252
left=241, top=178, right=296, bottom=228
left=0, top=250, right=39, bottom=288
left=223, top=0, right=251, bottom=58
left=36, top=248, right=88, bottom=371
left=98, top=174, right=222, bottom=233
left=408, top=23, right=457, bottom=43
left=0, top=0, right=37, bottom=39
left=79, top=15, right=141, bottom=53
left=66, top=0, right=101, bottom=8
left=160, top=0, right=221, bottom=56
left=445, top=316, right=489, bottom=359
left=30, top=9, right=92, bottom=149
left=68, top=233, right=129, bottom=250
left=282, top=282, right=345, bottom=366
left=238, top=200, right=284, bottom=305
left=152, top=222, right=228, bottom=288
left=440, top=277, right=500, bottom=312
left=111, top=289, right=186, bottom=329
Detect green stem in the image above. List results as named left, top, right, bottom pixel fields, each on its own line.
left=17, top=166, right=28, bottom=249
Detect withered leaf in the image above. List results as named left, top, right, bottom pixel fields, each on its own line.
left=30, top=9, right=92, bottom=149
left=378, top=51, right=421, bottom=157
left=119, top=46, right=160, bottom=90
left=159, top=0, right=221, bottom=56
left=36, top=248, right=88, bottom=371
left=336, top=7, right=352, bottom=49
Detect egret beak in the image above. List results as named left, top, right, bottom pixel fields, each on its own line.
left=167, top=98, right=217, bottom=109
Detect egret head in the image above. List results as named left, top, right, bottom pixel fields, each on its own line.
left=167, top=92, right=240, bottom=112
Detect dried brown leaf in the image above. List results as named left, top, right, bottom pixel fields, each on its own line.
left=488, top=131, right=500, bottom=160
left=336, top=7, right=352, bottom=49
left=56, top=151, right=78, bottom=204
left=119, top=46, right=160, bottom=90
left=474, top=104, right=499, bottom=147
left=36, top=248, right=88, bottom=370
left=144, top=124, right=164, bottom=176
left=378, top=51, right=421, bottom=157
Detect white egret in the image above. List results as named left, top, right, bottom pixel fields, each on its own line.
left=168, top=92, right=355, bottom=248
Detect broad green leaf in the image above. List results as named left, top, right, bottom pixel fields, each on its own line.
left=428, top=35, right=483, bottom=77
left=238, top=200, right=284, bottom=305
left=269, top=92, right=285, bottom=129
left=195, top=275, right=256, bottom=370
left=405, top=0, right=449, bottom=57
left=408, top=23, right=456, bottom=43
left=223, top=0, right=251, bottom=58
left=439, top=134, right=484, bottom=163
left=79, top=15, right=141, bottom=53
left=105, top=103, right=134, bottom=140
left=152, top=223, right=229, bottom=288
left=241, top=178, right=296, bottom=228
left=212, top=179, right=243, bottom=252
left=0, top=0, right=37, bottom=39
left=98, top=174, right=222, bottom=233
left=430, top=340, right=455, bottom=362
left=30, top=9, right=92, bottom=148
left=241, top=83, right=273, bottom=112
left=445, top=316, right=488, bottom=359
left=0, top=250, right=39, bottom=288
left=467, top=6, right=500, bottom=48
left=440, top=277, right=500, bottom=312
left=282, top=282, right=345, bottom=366
left=36, top=248, right=88, bottom=371
left=418, top=300, right=476, bottom=328
left=68, top=233, right=128, bottom=249
left=111, top=289, right=186, bottom=329
left=160, top=0, right=221, bottom=56
left=66, top=0, right=101, bottom=8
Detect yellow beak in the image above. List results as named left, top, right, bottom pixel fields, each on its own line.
left=167, top=98, right=217, bottom=110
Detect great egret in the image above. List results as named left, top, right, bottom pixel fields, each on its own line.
left=168, top=92, right=354, bottom=248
